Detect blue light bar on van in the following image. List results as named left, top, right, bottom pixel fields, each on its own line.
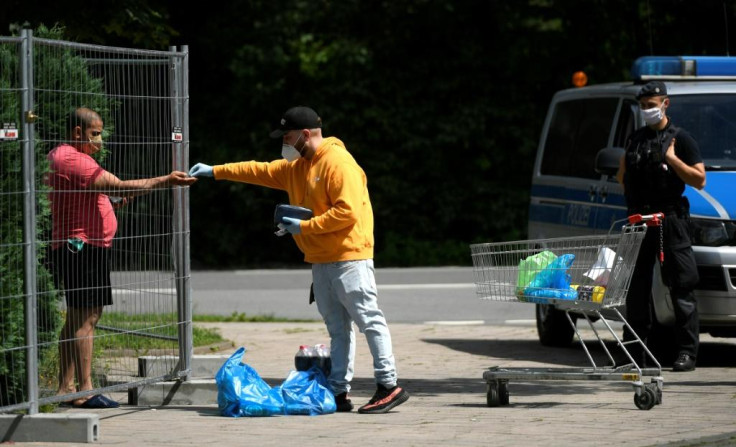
left=631, top=56, right=736, bottom=80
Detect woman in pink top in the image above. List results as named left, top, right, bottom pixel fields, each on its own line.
left=47, top=107, right=196, bottom=408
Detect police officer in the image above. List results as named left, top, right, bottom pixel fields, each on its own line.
left=616, top=81, right=705, bottom=372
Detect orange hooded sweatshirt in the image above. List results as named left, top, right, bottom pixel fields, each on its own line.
left=212, top=137, right=374, bottom=264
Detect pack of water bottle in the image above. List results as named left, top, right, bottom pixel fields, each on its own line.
left=294, top=343, right=331, bottom=376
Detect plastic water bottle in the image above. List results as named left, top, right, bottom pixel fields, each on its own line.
left=314, top=343, right=332, bottom=376
left=314, top=343, right=328, bottom=357
left=294, top=345, right=313, bottom=371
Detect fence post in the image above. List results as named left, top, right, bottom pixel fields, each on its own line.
left=20, top=28, right=39, bottom=415
left=171, top=46, right=192, bottom=381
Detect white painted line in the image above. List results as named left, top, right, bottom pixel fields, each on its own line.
left=113, top=288, right=176, bottom=295
left=379, top=283, right=474, bottom=290
left=234, top=270, right=311, bottom=275
left=504, top=319, right=536, bottom=326
left=423, top=320, right=485, bottom=326
left=116, top=284, right=473, bottom=294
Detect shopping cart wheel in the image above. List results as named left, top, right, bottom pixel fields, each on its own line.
left=499, top=381, right=509, bottom=406
left=634, top=386, right=657, bottom=410
left=486, top=381, right=501, bottom=407
left=647, top=381, right=663, bottom=405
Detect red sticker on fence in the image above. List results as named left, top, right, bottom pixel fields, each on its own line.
left=1, top=123, right=18, bottom=140
left=172, top=126, right=183, bottom=142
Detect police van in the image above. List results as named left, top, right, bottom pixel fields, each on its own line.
left=529, top=56, right=736, bottom=348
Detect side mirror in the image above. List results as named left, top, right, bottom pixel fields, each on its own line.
left=595, top=147, right=625, bottom=176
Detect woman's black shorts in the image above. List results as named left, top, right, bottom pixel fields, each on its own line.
left=50, top=242, right=113, bottom=308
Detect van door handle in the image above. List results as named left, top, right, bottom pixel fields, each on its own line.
left=588, top=185, right=597, bottom=202
left=599, top=186, right=608, bottom=203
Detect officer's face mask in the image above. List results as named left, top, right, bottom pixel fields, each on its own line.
left=641, top=100, right=667, bottom=126
left=281, top=134, right=303, bottom=162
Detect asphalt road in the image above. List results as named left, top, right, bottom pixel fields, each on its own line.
left=187, top=267, right=535, bottom=325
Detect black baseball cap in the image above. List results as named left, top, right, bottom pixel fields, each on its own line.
left=269, top=106, right=322, bottom=138
left=636, top=81, right=668, bottom=99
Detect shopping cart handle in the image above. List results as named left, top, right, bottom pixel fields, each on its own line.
left=628, top=213, right=665, bottom=226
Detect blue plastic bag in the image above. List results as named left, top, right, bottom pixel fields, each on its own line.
left=215, top=347, right=336, bottom=417
left=281, top=367, right=336, bottom=416
left=215, top=347, right=285, bottom=417
left=523, top=254, right=578, bottom=302
left=516, top=250, right=558, bottom=296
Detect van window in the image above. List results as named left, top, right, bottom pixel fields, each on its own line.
left=541, top=97, right=619, bottom=179
left=614, top=100, right=638, bottom=147
left=667, top=94, right=736, bottom=169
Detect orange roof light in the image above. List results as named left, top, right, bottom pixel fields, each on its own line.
left=572, top=71, right=588, bottom=88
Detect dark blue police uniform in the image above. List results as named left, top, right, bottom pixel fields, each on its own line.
left=623, top=117, right=701, bottom=367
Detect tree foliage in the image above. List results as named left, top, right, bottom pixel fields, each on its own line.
left=179, top=0, right=736, bottom=267
left=2, top=1, right=735, bottom=269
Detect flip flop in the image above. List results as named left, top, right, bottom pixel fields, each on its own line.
left=74, top=394, right=120, bottom=409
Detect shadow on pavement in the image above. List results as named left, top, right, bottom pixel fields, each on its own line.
left=193, top=376, right=638, bottom=406
left=422, top=338, right=736, bottom=368
left=422, top=338, right=594, bottom=367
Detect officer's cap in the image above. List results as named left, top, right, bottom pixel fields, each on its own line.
left=636, top=81, right=668, bottom=100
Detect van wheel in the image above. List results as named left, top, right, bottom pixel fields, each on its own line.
left=536, top=304, right=575, bottom=347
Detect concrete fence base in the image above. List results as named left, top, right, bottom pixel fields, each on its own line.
left=0, top=413, right=99, bottom=443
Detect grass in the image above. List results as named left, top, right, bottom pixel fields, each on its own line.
left=39, top=311, right=318, bottom=389
left=96, top=312, right=225, bottom=351
left=93, top=312, right=320, bottom=351
left=284, top=327, right=321, bottom=334
left=193, top=311, right=319, bottom=323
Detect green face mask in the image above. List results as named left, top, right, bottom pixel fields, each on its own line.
left=67, top=238, right=84, bottom=253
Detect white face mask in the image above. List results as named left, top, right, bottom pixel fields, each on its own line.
left=281, top=144, right=300, bottom=162
left=87, top=134, right=103, bottom=153
left=641, top=105, right=664, bottom=125
left=281, top=134, right=303, bottom=162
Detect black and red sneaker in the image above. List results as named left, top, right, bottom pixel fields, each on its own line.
left=335, top=392, right=354, bottom=412
left=357, top=384, right=409, bottom=414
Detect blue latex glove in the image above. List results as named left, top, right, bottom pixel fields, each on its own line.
left=280, top=216, right=303, bottom=235
left=188, top=163, right=214, bottom=178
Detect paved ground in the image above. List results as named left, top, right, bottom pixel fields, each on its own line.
left=32, top=321, right=736, bottom=446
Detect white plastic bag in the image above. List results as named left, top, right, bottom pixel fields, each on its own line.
left=584, top=247, right=620, bottom=286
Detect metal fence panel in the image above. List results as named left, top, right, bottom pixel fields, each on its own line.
left=0, top=35, right=30, bottom=412
left=0, top=31, right=190, bottom=414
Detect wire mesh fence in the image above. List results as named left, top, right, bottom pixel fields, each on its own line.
left=0, top=29, right=191, bottom=414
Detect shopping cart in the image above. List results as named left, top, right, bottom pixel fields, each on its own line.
left=470, top=214, right=665, bottom=410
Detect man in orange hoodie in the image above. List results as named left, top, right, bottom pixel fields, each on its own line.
left=189, top=106, right=408, bottom=414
